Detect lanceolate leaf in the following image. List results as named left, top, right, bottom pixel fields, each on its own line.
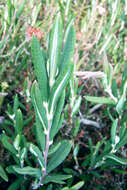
left=50, top=91, right=65, bottom=140
left=16, top=0, right=26, bottom=18
left=31, top=36, right=48, bottom=101
left=42, top=174, right=72, bottom=184
left=15, top=109, right=23, bottom=135
left=111, top=119, right=118, bottom=144
left=71, top=96, right=82, bottom=118
left=105, top=154, right=127, bottom=165
left=1, top=134, right=17, bottom=155
left=29, top=143, right=45, bottom=169
left=35, top=114, right=45, bottom=151
left=13, top=166, right=41, bottom=179
left=48, top=142, right=61, bottom=156
left=115, top=130, right=127, bottom=150
left=31, top=83, right=48, bottom=131
left=0, top=165, right=8, bottom=182
left=13, top=95, right=19, bottom=115
left=116, top=80, right=127, bottom=114
left=85, top=96, right=116, bottom=105
left=60, top=24, right=75, bottom=71
left=70, top=181, right=84, bottom=190
left=8, top=177, right=24, bottom=190
left=48, top=62, right=73, bottom=117
left=49, top=15, right=63, bottom=87
left=47, top=140, right=72, bottom=173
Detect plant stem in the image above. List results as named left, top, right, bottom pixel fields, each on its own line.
left=38, top=120, right=52, bottom=186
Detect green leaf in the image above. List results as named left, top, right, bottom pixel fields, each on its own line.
left=85, top=96, right=116, bottom=105
left=15, top=109, right=23, bottom=135
left=103, top=52, right=113, bottom=87
left=90, top=138, right=106, bottom=168
left=47, top=140, right=72, bottom=173
left=42, top=174, right=72, bottom=184
left=8, top=177, right=24, bottom=190
left=35, top=114, right=46, bottom=151
left=48, top=142, right=61, bottom=156
left=119, top=123, right=126, bottom=139
left=70, top=181, right=84, bottom=190
left=73, top=145, right=79, bottom=158
left=13, top=134, right=21, bottom=151
left=105, top=154, right=127, bottom=165
left=115, top=129, right=127, bottom=150
left=49, top=15, right=63, bottom=87
left=0, top=165, right=8, bottom=181
left=20, top=147, right=27, bottom=161
left=1, top=133, right=17, bottom=155
left=13, top=95, right=19, bottom=114
left=122, top=63, right=127, bottom=81
left=50, top=91, right=65, bottom=140
left=6, top=165, right=18, bottom=174
left=16, top=0, right=26, bottom=18
left=48, top=62, right=73, bottom=118
left=13, top=166, right=41, bottom=179
left=61, top=181, right=84, bottom=190
left=50, top=114, right=64, bottom=140
left=112, top=79, right=118, bottom=98
left=116, top=80, right=127, bottom=114
left=31, top=36, right=48, bottom=102
left=111, top=119, right=118, bottom=144
left=60, top=23, right=75, bottom=71
left=31, top=83, right=48, bottom=131
left=71, top=96, right=82, bottom=118
left=29, top=143, right=45, bottom=169
left=72, top=118, right=80, bottom=137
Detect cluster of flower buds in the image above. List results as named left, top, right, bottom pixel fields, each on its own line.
left=26, top=26, right=44, bottom=41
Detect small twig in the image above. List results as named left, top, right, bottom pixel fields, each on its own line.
left=74, top=71, right=105, bottom=79
left=0, top=92, right=8, bottom=97
left=105, top=87, right=118, bottom=103
left=89, top=104, right=103, bottom=114
left=80, top=118, right=101, bottom=128
left=38, top=120, right=52, bottom=187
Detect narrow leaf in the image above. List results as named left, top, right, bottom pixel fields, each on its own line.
left=49, top=15, right=63, bottom=87
left=35, top=114, right=46, bottom=151
left=70, top=181, right=84, bottom=190
left=115, top=129, right=127, bottom=150
left=13, top=95, right=19, bottom=114
left=13, top=134, right=21, bottom=151
left=13, top=166, right=41, bottom=179
left=8, top=177, right=24, bottom=190
left=85, top=96, right=116, bottom=105
left=48, top=142, right=61, bottom=156
left=31, top=83, right=48, bottom=131
left=111, top=119, right=118, bottom=144
left=1, top=133, right=17, bottom=155
left=15, top=109, right=23, bottom=135
left=71, top=96, right=82, bottom=118
left=50, top=91, right=65, bottom=140
left=29, top=143, right=45, bottom=169
left=0, top=165, right=8, bottom=181
left=47, top=140, right=72, bottom=173
left=31, top=36, right=48, bottom=101
left=42, top=174, right=72, bottom=184
left=48, top=62, right=73, bottom=117
left=116, top=80, right=127, bottom=114
left=60, top=24, right=75, bottom=71
left=105, top=154, right=127, bottom=165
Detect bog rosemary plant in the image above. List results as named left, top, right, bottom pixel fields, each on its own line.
left=0, top=15, right=76, bottom=189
